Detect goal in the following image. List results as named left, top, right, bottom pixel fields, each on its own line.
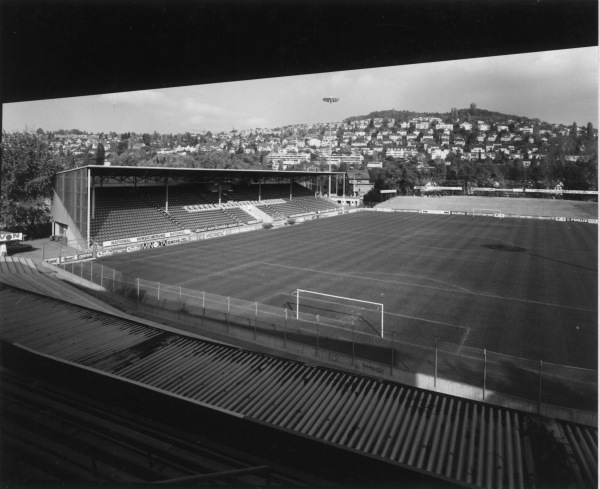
left=294, top=289, right=384, bottom=338
left=472, top=208, right=504, bottom=218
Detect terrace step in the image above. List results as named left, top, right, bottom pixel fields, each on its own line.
left=241, top=204, right=272, bottom=223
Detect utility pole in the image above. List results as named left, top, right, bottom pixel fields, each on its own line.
left=322, top=97, right=339, bottom=198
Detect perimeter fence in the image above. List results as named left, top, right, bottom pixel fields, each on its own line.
left=55, top=260, right=597, bottom=421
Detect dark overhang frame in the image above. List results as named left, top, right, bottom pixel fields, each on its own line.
left=56, top=165, right=343, bottom=187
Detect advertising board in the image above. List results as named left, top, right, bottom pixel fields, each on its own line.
left=569, top=218, right=596, bottom=223
left=46, top=251, right=95, bottom=264
left=199, top=230, right=227, bottom=240
left=103, top=229, right=190, bottom=248
left=0, top=232, right=23, bottom=242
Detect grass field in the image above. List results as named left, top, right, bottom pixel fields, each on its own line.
left=98, top=211, right=598, bottom=370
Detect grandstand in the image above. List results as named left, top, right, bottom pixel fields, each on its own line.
left=52, top=166, right=342, bottom=248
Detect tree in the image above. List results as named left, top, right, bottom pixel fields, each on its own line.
left=95, top=142, right=105, bottom=165
left=586, top=122, right=594, bottom=140
left=1, top=131, right=59, bottom=237
left=570, top=122, right=578, bottom=136
left=117, top=139, right=129, bottom=155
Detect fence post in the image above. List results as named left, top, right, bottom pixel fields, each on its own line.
left=538, top=360, right=543, bottom=414
left=137, top=278, right=140, bottom=301
left=179, top=287, right=182, bottom=304
left=157, top=282, right=160, bottom=301
left=352, top=325, right=355, bottom=366
left=90, top=261, right=93, bottom=282
left=316, top=323, right=319, bottom=355
left=284, top=308, right=287, bottom=349
left=391, top=331, right=394, bottom=373
left=483, top=348, right=487, bottom=401
left=80, top=262, right=83, bottom=278
left=112, top=269, right=115, bottom=292
left=255, top=302, right=258, bottom=328
left=434, top=338, right=438, bottom=388
left=100, top=265, right=103, bottom=288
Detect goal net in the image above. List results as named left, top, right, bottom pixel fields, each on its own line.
left=293, top=289, right=384, bottom=338
left=472, top=208, right=504, bottom=218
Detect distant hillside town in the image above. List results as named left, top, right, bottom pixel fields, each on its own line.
left=12, top=104, right=600, bottom=200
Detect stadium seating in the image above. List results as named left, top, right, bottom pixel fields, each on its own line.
left=91, top=184, right=342, bottom=243
left=90, top=187, right=183, bottom=243
left=137, top=186, right=253, bottom=231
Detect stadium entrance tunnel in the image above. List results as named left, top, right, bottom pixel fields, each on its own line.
left=484, top=243, right=527, bottom=252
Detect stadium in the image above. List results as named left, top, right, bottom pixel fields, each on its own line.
left=1, top=164, right=598, bottom=488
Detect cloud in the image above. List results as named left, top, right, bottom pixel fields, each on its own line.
left=181, top=97, right=227, bottom=116
left=100, top=90, right=167, bottom=106
left=238, top=116, right=270, bottom=128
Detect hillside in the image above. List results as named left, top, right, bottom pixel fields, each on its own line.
left=344, top=107, right=542, bottom=126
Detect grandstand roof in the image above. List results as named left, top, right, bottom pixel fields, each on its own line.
left=1, top=283, right=597, bottom=489
left=59, top=165, right=342, bottom=182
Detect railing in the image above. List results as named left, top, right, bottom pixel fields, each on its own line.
left=53, top=260, right=598, bottom=424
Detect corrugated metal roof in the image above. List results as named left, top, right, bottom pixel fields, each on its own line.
left=0, top=284, right=596, bottom=488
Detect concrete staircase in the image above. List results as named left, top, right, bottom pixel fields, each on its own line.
left=240, top=204, right=273, bottom=224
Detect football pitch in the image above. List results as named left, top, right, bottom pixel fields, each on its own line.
left=99, top=211, right=598, bottom=370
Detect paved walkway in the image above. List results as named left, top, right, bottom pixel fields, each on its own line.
left=3, top=238, right=48, bottom=263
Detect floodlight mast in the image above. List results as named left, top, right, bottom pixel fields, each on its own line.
left=322, top=97, right=339, bottom=199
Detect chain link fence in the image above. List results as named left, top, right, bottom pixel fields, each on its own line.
left=55, top=260, right=597, bottom=418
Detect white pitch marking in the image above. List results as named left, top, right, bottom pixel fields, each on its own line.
left=458, top=328, right=471, bottom=354
left=177, top=261, right=259, bottom=286
left=256, top=261, right=597, bottom=313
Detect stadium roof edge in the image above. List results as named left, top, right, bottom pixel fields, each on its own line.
left=57, top=165, right=343, bottom=179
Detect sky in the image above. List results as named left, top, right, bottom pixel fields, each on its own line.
left=3, top=47, right=598, bottom=135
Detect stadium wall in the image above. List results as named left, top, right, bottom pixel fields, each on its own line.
left=364, top=207, right=598, bottom=223
left=51, top=189, right=88, bottom=249
left=52, top=168, right=90, bottom=248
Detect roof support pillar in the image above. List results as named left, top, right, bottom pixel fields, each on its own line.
left=86, top=167, right=91, bottom=247
left=289, top=177, right=293, bottom=200
left=218, top=180, right=222, bottom=205
left=91, top=180, right=95, bottom=219
left=259, top=179, right=262, bottom=202
left=335, top=173, right=339, bottom=198
left=165, top=176, right=169, bottom=213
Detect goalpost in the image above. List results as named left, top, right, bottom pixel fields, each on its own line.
left=294, top=289, right=384, bottom=338
left=472, top=208, right=504, bottom=218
